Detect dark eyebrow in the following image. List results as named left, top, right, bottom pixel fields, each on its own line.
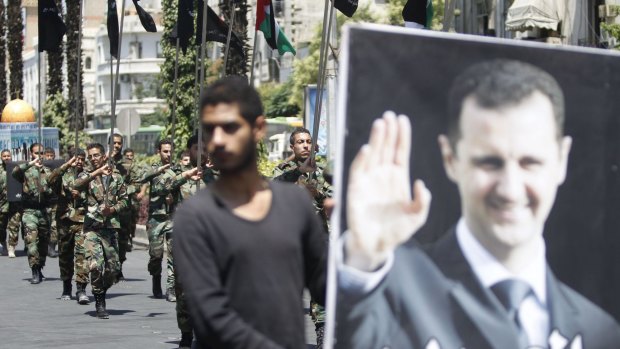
left=471, top=156, right=504, bottom=168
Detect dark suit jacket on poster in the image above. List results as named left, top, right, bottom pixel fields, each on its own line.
left=336, top=230, right=620, bottom=349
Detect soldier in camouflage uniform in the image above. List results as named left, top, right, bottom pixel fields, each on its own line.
left=0, top=149, right=10, bottom=256
left=272, top=128, right=332, bottom=349
left=12, top=143, right=73, bottom=284
left=73, top=143, right=128, bottom=319
left=173, top=134, right=217, bottom=348
left=109, top=134, right=144, bottom=280
left=123, top=148, right=146, bottom=252
left=44, top=147, right=59, bottom=258
left=57, top=148, right=90, bottom=303
left=146, top=139, right=200, bottom=301
left=4, top=149, right=22, bottom=258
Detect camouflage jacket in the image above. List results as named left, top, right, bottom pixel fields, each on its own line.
left=58, top=168, right=87, bottom=223
left=272, top=160, right=333, bottom=230
left=12, top=162, right=69, bottom=208
left=148, top=163, right=187, bottom=218
left=0, top=166, right=7, bottom=213
left=74, top=168, right=128, bottom=229
left=179, top=166, right=217, bottom=202
left=113, top=155, right=152, bottom=196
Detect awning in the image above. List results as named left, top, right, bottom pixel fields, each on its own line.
left=506, top=0, right=561, bottom=32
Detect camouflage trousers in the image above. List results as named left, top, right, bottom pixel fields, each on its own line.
left=311, top=301, right=326, bottom=325
left=0, top=212, right=8, bottom=246
left=175, top=280, right=192, bottom=333
left=46, top=204, right=58, bottom=244
left=147, top=216, right=174, bottom=289
left=58, top=219, right=88, bottom=283
left=7, top=207, right=22, bottom=247
left=85, top=228, right=120, bottom=295
left=22, top=208, right=50, bottom=268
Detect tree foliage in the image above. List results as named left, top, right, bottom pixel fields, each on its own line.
left=7, top=0, right=23, bottom=100
left=259, top=80, right=300, bottom=118
left=66, top=0, right=84, bottom=130
left=0, top=1, right=7, bottom=109
left=43, top=92, right=90, bottom=152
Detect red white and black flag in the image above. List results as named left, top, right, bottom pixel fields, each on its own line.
left=38, top=0, right=66, bottom=53
left=107, top=0, right=119, bottom=58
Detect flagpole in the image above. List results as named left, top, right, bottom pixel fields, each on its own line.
left=37, top=49, right=43, bottom=202
left=309, top=0, right=334, bottom=162
left=170, top=38, right=181, bottom=160
left=248, top=32, right=258, bottom=86
left=110, top=0, right=127, bottom=157
left=222, top=0, right=235, bottom=77
left=74, top=0, right=84, bottom=151
left=193, top=50, right=200, bottom=132
left=196, top=0, right=208, bottom=189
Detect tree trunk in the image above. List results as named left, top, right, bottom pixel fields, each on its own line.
left=7, top=0, right=23, bottom=100
left=0, top=1, right=7, bottom=109
left=65, top=0, right=84, bottom=130
left=220, top=0, right=249, bottom=77
left=47, top=0, right=65, bottom=97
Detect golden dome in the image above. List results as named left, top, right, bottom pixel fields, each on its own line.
left=2, top=99, right=36, bottom=123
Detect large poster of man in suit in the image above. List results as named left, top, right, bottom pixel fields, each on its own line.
left=331, top=24, right=620, bottom=348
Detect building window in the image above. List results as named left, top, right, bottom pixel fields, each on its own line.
left=85, top=57, right=92, bottom=70
left=130, top=42, right=143, bottom=59
left=156, top=41, right=163, bottom=58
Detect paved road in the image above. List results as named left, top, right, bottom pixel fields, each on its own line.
left=0, top=240, right=317, bottom=348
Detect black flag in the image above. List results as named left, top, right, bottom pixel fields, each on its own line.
left=38, top=0, right=66, bottom=52
left=132, top=0, right=157, bottom=32
left=107, top=0, right=119, bottom=59
left=206, top=6, right=245, bottom=58
left=402, top=0, right=433, bottom=28
left=174, top=0, right=194, bottom=53
left=195, top=0, right=205, bottom=46
left=334, top=0, right=358, bottom=18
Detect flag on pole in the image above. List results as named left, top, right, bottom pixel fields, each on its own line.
left=256, top=0, right=295, bottom=55
left=206, top=6, right=245, bottom=58
left=132, top=0, right=157, bottom=32
left=334, top=0, right=358, bottom=18
left=38, top=0, right=66, bottom=52
left=107, top=0, right=120, bottom=58
left=402, top=0, right=434, bottom=29
left=174, top=0, right=195, bottom=53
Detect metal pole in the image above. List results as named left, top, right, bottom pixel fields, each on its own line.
left=170, top=38, right=181, bottom=161
left=222, top=0, right=236, bottom=77
left=248, top=32, right=259, bottom=86
left=37, top=51, right=43, bottom=151
left=495, top=0, right=504, bottom=38
left=443, top=0, right=457, bottom=32
left=196, top=0, right=208, bottom=189
left=193, top=49, right=200, bottom=132
left=310, top=0, right=334, bottom=162
left=111, top=0, right=127, bottom=157
left=75, top=0, right=83, bottom=151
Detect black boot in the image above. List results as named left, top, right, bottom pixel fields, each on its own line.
left=152, top=275, right=163, bottom=298
left=117, top=270, right=126, bottom=282
left=315, top=323, right=325, bottom=349
left=61, top=280, right=72, bottom=300
left=39, top=267, right=46, bottom=281
left=179, top=332, right=193, bottom=349
left=166, top=287, right=177, bottom=302
left=94, top=293, right=109, bottom=319
left=30, top=267, right=41, bottom=284
left=48, top=242, right=58, bottom=258
left=76, top=282, right=90, bottom=305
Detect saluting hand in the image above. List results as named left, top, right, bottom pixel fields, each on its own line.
left=157, top=164, right=171, bottom=173
left=345, top=111, right=432, bottom=272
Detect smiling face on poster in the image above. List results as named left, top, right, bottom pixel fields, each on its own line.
left=330, top=24, right=620, bottom=349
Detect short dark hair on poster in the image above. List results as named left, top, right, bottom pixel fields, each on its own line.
left=289, top=127, right=311, bottom=145
left=200, top=76, right=263, bottom=125
left=447, top=59, right=565, bottom=147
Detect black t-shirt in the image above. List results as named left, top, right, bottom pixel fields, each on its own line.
left=173, top=181, right=327, bottom=349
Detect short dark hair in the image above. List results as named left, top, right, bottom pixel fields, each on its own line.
left=108, top=133, right=123, bottom=144
left=30, top=143, right=43, bottom=153
left=157, top=138, right=173, bottom=150
left=447, top=59, right=565, bottom=148
left=1, top=149, right=10, bottom=155
left=186, top=134, right=198, bottom=149
left=87, top=143, right=105, bottom=154
left=180, top=151, right=190, bottom=158
left=123, top=148, right=134, bottom=155
left=45, top=147, right=54, bottom=154
left=289, top=127, right=311, bottom=145
left=200, top=76, right=263, bottom=125
left=73, top=148, right=86, bottom=157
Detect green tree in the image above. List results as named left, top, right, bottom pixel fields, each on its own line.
left=259, top=80, right=300, bottom=118
left=47, top=0, right=64, bottom=97
left=7, top=0, right=23, bottom=100
left=160, top=0, right=212, bottom=151
left=0, top=0, right=7, bottom=109
left=43, top=92, right=90, bottom=152
left=66, top=0, right=85, bottom=130
left=219, top=0, right=249, bottom=76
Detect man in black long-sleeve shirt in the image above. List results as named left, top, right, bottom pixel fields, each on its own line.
left=173, top=76, right=327, bottom=349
